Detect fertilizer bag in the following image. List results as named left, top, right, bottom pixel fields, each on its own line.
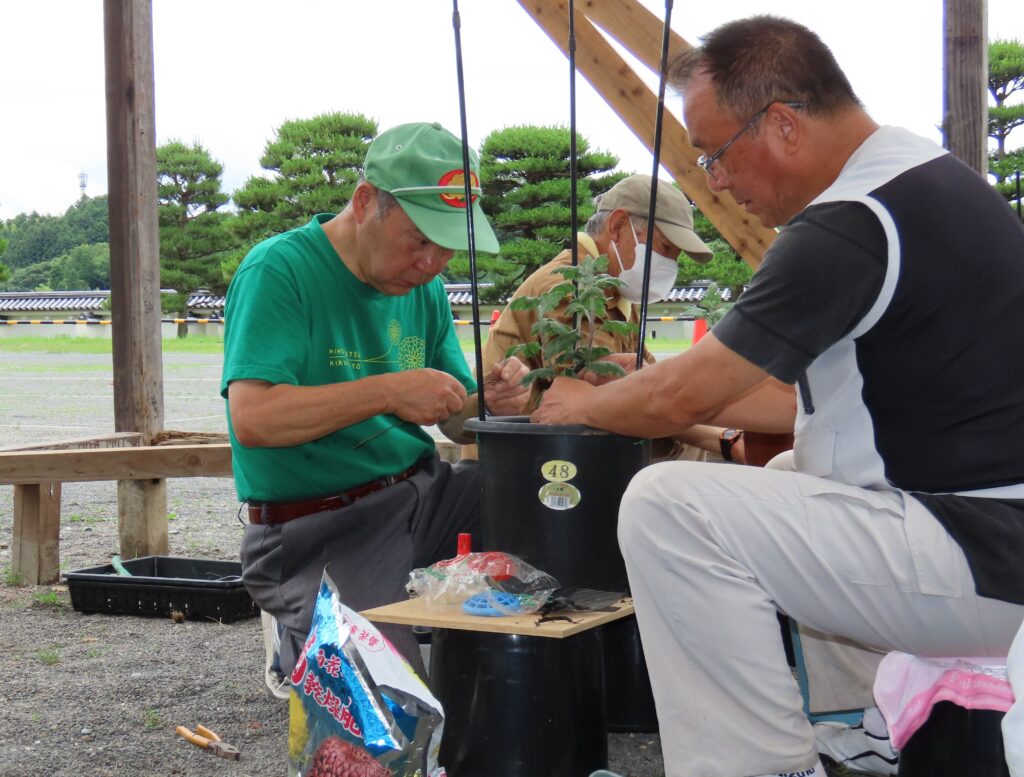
left=289, top=566, right=445, bottom=777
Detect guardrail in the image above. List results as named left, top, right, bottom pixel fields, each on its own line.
left=3, top=316, right=696, bottom=327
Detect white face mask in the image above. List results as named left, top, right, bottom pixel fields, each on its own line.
left=612, top=220, right=678, bottom=304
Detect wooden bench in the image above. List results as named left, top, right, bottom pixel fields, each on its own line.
left=0, top=436, right=461, bottom=585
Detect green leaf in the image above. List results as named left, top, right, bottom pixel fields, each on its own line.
left=540, top=287, right=571, bottom=313
left=532, top=318, right=574, bottom=338
left=580, top=346, right=613, bottom=361
left=505, top=342, right=541, bottom=360
left=510, top=296, right=542, bottom=311
left=601, top=320, right=639, bottom=336
left=523, top=367, right=556, bottom=385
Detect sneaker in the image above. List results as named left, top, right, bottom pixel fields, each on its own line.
left=261, top=610, right=290, bottom=701
left=815, top=707, right=898, bottom=776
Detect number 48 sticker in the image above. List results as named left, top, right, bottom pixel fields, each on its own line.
left=541, top=460, right=577, bottom=482
left=539, top=459, right=581, bottom=510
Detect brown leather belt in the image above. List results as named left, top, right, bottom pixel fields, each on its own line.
left=247, top=465, right=417, bottom=525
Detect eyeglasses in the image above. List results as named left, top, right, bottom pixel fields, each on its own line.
left=696, top=101, right=804, bottom=176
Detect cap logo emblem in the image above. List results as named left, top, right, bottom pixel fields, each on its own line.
left=438, top=169, right=479, bottom=208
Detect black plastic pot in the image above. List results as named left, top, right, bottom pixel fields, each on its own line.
left=464, top=416, right=657, bottom=732
left=430, top=628, right=606, bottom=777
left=601, top=615, right=659, bottom=732
left=897, top=701, right=1009, bottom=777
left=464, top=416, right=650, bottom=590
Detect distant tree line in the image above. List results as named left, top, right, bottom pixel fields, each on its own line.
left=0, top=40, right=1020, bottom=305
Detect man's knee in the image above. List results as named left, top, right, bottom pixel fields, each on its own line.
left=619, top=461, right=698, bottom=549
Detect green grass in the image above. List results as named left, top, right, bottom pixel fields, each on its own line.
left=142, top=708, right=163, bottom=729
left=0, top=335, right=224, bottom=354
left=0, top=334, right=692, bottom=357
left=36, top=647, right=61, bottom=666
left=33, top=590, right=67, bottom=609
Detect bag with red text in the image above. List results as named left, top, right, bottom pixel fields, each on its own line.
left=289, top=566, right=445, bottom=777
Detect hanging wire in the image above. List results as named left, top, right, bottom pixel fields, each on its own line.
left=568, top=0, right=578, bottom=269
left=635, top=0, right=675, bottom=372
left=451, top=0, right=487, bottom=421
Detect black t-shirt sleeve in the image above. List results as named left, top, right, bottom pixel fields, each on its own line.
left=713, top=200, right=888, bottom=384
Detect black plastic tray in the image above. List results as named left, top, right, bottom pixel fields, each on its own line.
left=63, top=556, right=258, bottom=623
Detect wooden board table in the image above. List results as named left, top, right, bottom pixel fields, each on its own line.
left=363, top=595, right=636, bottom=776
left=362, top=595, right=634, bottom=638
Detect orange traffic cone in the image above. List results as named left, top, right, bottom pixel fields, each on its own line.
left=692, top=318, right=707, bottom=344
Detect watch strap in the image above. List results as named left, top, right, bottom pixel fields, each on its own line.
left=719, top=429, right=743, bottom=462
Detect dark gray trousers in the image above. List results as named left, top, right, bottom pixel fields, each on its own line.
left=240, top=453, right=480, bottom=677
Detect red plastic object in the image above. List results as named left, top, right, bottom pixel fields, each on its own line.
left=692, top=318, right=708, bottom=344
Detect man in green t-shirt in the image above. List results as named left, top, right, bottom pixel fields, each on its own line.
left=221, top=122, right=529, bottom=691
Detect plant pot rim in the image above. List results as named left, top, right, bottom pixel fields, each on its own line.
left=465, top=416, right=648, bottom=440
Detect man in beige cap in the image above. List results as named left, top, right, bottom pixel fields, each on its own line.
left=482, top=174, right=741, bottom=460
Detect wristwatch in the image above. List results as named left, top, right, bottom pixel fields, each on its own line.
left=719, top=429, right=744, bottom=462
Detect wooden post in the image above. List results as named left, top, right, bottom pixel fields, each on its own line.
left=12, top=483, right=62, bottom=585
left=517, top=0, right=778, bottom=268
left=104, top=0, right=168, bottom=559
left=943, top=0, right=989, bottom=174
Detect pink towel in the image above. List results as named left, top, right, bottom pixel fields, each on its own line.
left=873, top=652, right=1013, bottom=750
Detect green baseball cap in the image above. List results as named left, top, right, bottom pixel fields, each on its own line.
left=363, top=122, right=500, bottom=254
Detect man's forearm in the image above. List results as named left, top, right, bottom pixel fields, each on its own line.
left=705, top=378, right=796, bottom=433
left=229, top=375, right=397, bottom=448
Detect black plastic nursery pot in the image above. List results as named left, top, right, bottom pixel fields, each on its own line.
left=464, top=416, right=650, bottom=590
left=431, top=628, right=606, bottom=777
left=464, top=416, right=658, bottom=732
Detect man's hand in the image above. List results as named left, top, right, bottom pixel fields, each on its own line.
left=530, top=376, right=594, bottom=425
left=389, top=368, right=468, bottom=425
left=483, top=356, right=531, bottom=416
left=580, top=352, right=638, bottom=386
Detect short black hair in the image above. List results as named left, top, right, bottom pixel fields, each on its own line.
left=669, top=15, right=861, bottom=120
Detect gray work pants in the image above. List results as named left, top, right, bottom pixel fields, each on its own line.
left=240, top=453, right=480, bottom=678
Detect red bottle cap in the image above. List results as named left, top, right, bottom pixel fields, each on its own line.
left=457, top=533, right=472, bottom=556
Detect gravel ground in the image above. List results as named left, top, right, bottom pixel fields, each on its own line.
left=0, top=349, right=665, bottom=777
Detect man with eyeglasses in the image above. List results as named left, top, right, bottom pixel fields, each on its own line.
left=534, top=15, right=1024, bottom=777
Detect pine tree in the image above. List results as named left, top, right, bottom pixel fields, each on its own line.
left=453, top=125, right=622, bottom=302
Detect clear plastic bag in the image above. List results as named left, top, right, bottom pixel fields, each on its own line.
left=406, top=552, right=558, bottom=616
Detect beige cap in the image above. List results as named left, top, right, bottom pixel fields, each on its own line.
left=594, top=174, right=713, bottom=263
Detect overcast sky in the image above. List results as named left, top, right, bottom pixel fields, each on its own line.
left=1, top=0, right=1021, bottom=222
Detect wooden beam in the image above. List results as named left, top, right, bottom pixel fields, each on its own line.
left=517, top=0, right=778, bottom=266
left=0, top=432, right=144, bottom=453
left=7, top=433, right=145, bottom=583
left=0, top=445, right=233, bottom=486
left=12, top=483, right=62, bottom=585
left=577, top=0, right=691, bottom=75
left=104, top=0, right=167, bottom=558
